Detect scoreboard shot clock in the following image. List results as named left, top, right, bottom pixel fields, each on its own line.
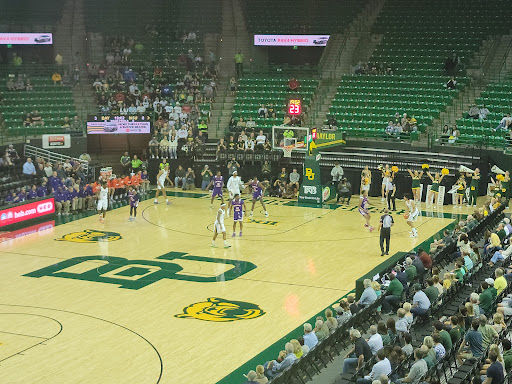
left=287, top=97, right=302, bottom=116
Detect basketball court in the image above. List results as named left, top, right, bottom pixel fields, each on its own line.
left=0, top=189, right=477, bottom=383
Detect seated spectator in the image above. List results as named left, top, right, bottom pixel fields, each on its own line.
left=382, top=273, right=403, bottom=314
left=458, top=318, right=484, bottom=361
left=396, top=308, right=409, bottom=333
left=258, top=104, right=268, bottom=118
left=405, top=257, right=417, bottom=281
left=444, top=77, right=457, bottom=89
left=478, top=315, right=498, bottom=349
left=424, top=278, right=439, bottom=304
left=289, top=168, right=300, bottom=191
left=398, top=348, right=427, bottom=384
left=342, top=329, right=372, bottom=374
left=149, top=136, right=159, bottom=158
left=288, top=77, right=300, bottom=92
left=482, top=350, right=504, bottom=384
left=367, top=325, right=384, bottom=355
left=479, top=105, right=490, bottom=120
left=246, top=117, right=256, bottom=130
left=357, top=349, right=391, bottom=384
left=334, top=302, right=351, bottom=327
left=494, top=268, right=507, bottom=295
left=6, top=77, right=15, bottom=91
left=14, top=75, right=25, bottom=90
left=468, top=104, right=480, bottom=119
left=496, top=114, right=512, bottom=131
left=313, top=319, right=328, bottom=342
left=52, top=72, right=62, bottom=85
left=302, top=322, right=318, bottom=350
left=264, top=342, right=297, bottom=378
left=395, top=265, right=408, bottom=289
left=358, top=279, right=377, bottom=306
left=175, top=165, right=186, bottom=188
left=479, top=281, right=494, bottom=316
left=30, top=110, right=44, bottom=126
left=410, top=283, right=431, bottom=317
left=62, top=117, right=71, bottom=128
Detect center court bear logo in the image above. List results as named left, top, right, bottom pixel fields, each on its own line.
left=175, top=297, right=265, bottom=322
left=56, top=229, right=122, bottom=243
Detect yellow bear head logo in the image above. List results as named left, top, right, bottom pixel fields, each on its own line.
left=56, top=229, right=122, bottom=243
left=175, top=297, right=265, bottom=322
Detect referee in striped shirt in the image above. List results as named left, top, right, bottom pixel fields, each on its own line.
left=378, top=208, right=394, bottom=256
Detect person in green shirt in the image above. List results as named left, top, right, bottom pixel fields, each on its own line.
left=478, top=315, right=498, bottom=349
left=502, top=339, right=512, bottom=372
left=405, top=257, right=417, bottom=282
left=448, top=316, right=462, bottom=344
left=433, top=320, right=453, bottom=351
left=131, top=155, right=143, bottom=172
left=234, top=49, right=244, bottom=79
left=382, top=274, right=404, bottom=314
left=479, top=281, right=494, bottom=316
left=486, top=277, right=498, bottom=298
left=12, top=54, right=22, bottom=66
left=197, top=120, right=208, bottom=140
left=134, top=42, right=144, bottom=53
left=424, top=278, right=439, bottom=305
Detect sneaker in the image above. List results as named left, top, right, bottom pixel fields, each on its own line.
left=409, top=233, right=416, bottom=238
left=458, top=206, right=462, bottom=209
left=154, top=201, right=159, bottom=204
left=239, top=232, right=242, bottom=237
left=249, top=212, right=253, bottom=217
left=385, top=252, right=389, bottom=255
left=211, top=244, right=217, bottom=248
left=369, top=226, right=375, bottom=232
left=381, top=252, right=385, bottom=256
left=232, top=233, right=236, bottom=237
left=473, top=205, right=476, bottom=207
left=265, top=212, right=269, bottom=217
left=224, top=244, right=231, bottom=248
left=466, top=205, right=471, bottom=208
left=166, top=201, right=172, bottom=205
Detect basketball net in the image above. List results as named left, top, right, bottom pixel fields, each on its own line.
left=283, top=145, right=294, bottom=158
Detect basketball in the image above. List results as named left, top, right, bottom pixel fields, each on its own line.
left=403, top=213, right=410, bottom=219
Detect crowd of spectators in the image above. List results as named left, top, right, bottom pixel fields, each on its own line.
left=243, top=197, right=512, bottom=384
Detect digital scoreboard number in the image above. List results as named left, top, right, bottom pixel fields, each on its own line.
left=287, top=98, right=302, bottom=115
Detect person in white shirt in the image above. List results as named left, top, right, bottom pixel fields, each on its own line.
left=174, top=103, right=182, bottom=115
left=136, top=105, right=146, bottom=114
left=212, top=203, right=230, bottom=248
left=164, top=104, right=174, bottom=114
left=258, top=104, right=268, bottom=118
left=479, top=105, right=490, bottom=120
left=227, top=171, right=244, bottom=200
left=497, top=114, right=512, bottom=130
left=128, top=103, right=137, bottom=114
left=256, top=130, right=266, bottom=147
left=177, top=126, right=188, bottom=139
left=169, top=135, right=178, bottom=159
left=97, top=181, right=109, bottom=223
left=359, top=350, right=391, bottom=384
left=331, top=163, right=344, bottom=184
left=367, top=325, right=383, bottom=355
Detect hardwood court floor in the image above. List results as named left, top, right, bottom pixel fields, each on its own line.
left=0, top=192, right=477, bottom=384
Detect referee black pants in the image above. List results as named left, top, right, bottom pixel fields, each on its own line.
left=387, top=192, right=396, bottom=211
left=380, top=227, right=390, bottom=253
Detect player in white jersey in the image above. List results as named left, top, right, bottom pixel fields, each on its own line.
left=154, top=164, right=174, bottom=205
left=96, top=181, right=109, bottom=222
left=227, top=171, right=244, bottom=200
left=212, top=203, right=231, bottom=248
left=403, top=193, right=419, bottom=238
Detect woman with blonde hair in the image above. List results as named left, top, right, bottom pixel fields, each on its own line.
left=290, top=339, right=303, bottom=359
left=480, top=344, right=505, bottom=374
left=423, top=336, right=437, bottom=362
left=371, top=280, right=382, bottom=312
left=255, top=364, right=268, bottom=384
left=492, top=313, right=506, bottom=333
left=443, top=272, right=455, bottom=290
left=325, top=308, right=338, bottom=334
left=402, top=302, right=413, bottom=325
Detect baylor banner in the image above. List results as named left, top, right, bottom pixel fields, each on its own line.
left=298, top=154, right=323, bottom=204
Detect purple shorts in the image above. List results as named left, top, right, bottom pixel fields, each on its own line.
left=212, top=188, right=223, bottom=197
left=253, top=192, right=262, bottom=200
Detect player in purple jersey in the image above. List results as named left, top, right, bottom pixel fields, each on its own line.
left=358, top=190, right=374, bottom=232
left=247, top=176, right=268, bottom=217
left=207, top=170, right=225, bottom=206
left=230, top=194, right=246, bottom=237
left=128, top=186, right=140, bottom=221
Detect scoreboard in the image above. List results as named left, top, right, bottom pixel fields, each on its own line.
left=287, top=98, right=302, bottom=116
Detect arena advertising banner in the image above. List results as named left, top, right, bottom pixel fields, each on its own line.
left=0, top=220, right=54, bottom=242
left=87, top=115, right=151, bottom=134
left=254, top=35, right=330, bottom=47
left=42, top=134, right=71, bottom=149
left=0, top=33, right=53, bottom=45
left=0, top=198, right=55, bottom=228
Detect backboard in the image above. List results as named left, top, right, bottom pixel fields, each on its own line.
left=272, top=125, right=310, bottom=152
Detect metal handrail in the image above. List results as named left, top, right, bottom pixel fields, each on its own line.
left=24, top=144, right=89, bottom=175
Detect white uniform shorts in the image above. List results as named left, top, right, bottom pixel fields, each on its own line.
left=382, top=177, right=389, bottom=186
left=408, top=208, right=419, bottom=222
left=229, top=190, right=240, bottom=199
left=97, top=199, right=108, bottom=211
left=214, top=221, right=226, bottom=233
left=157, top=178, right=166, bottom=190
left=362, top=184, right=370, bottom=191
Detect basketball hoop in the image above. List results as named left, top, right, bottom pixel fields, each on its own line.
left=282, top=145, right=294, bottom=158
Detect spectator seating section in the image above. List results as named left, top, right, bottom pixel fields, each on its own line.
left=327, top=75, right=468, bottom=140
left=231, top=77, right=319, bottom=132
left=85, top=0, right=221, bottom=35
left=325, top=0, right=512, bottom=140
left=242, top=0, right=369, bottom=34
left=453, top=81, right=512, bottom=148
left=0, top=65, right=77, bottom=137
